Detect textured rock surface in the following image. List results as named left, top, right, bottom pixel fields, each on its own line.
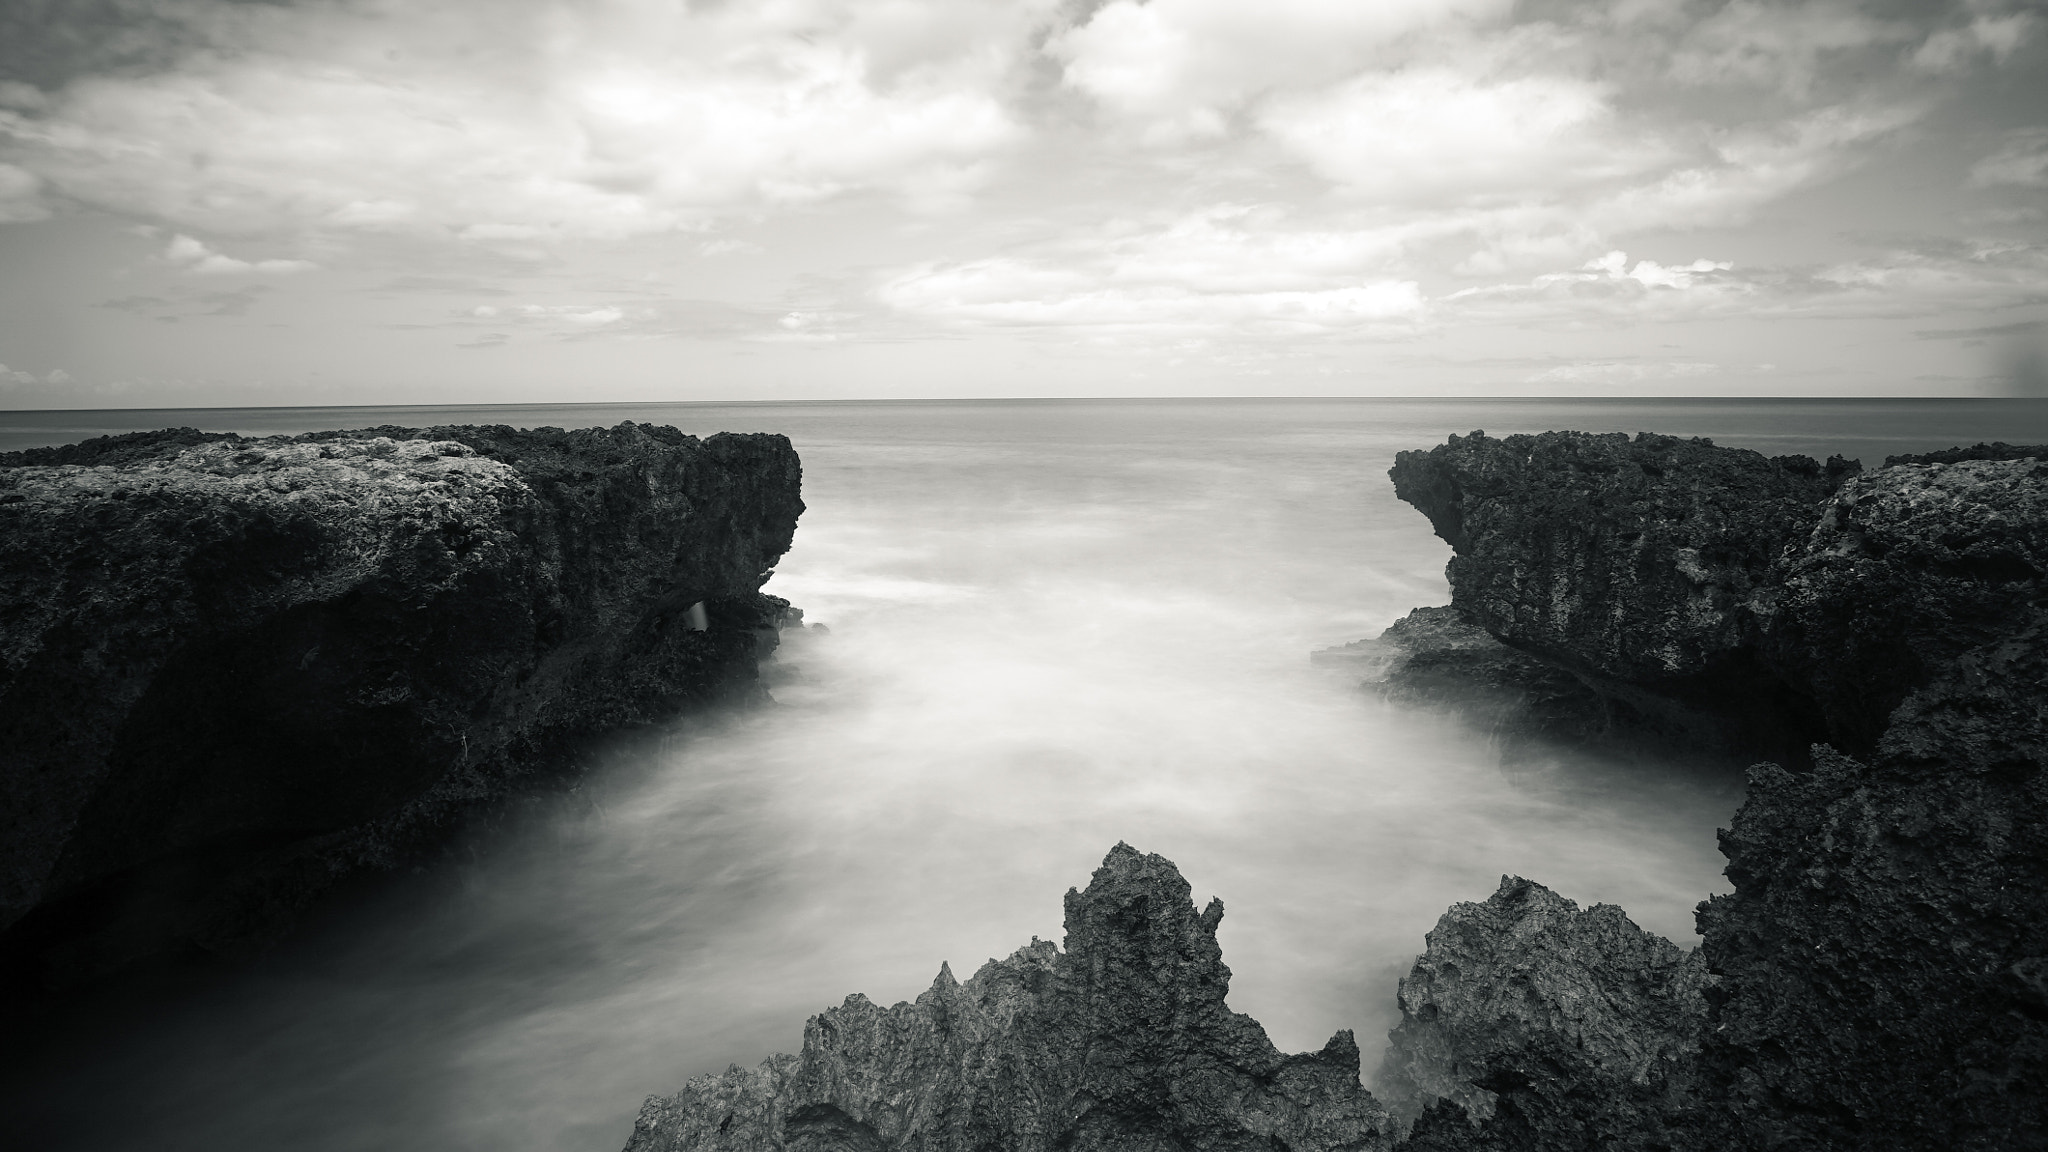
left=1696, top=747, right=2048, bottom=1152
left=625, top=844, right=1396, bottom=1152
left=1378, top=434, right=2048, bottom=1151
left=1763, top=455, right=2048, bottom=755
left=1379, top=878, right=1707, bottom=1151
left=0, top=422, right=803, bottom=983
left=1691, top=451, right=2048, bottom=1151
left=1389, top=431, right=1857, bottom=764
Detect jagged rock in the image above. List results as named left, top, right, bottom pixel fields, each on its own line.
left=1377, top=433, right=2048, bottom=1150
left=1389, top=431, right=1857, bottom=764
left=1378, top=877, right=1707, bottom=1151
left=624, top=844, right=1396, bottom=1152
left=1696, top=744, right=2048, bottom=1152
left=0, top=423, right=803, bottom=985
left=1762, top=454, right=2048, bottom=756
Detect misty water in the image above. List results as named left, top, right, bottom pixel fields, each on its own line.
left=8, top=398, right=2048, bottom=1152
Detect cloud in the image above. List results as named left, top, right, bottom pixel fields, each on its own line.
left=1669, top=1, right=1913, bottom=94
left=0, top=0, right=1042, bottom=238
left=0, top=161, right=50, bottom=222
left=1913, top=8, right=2039, bottom=72
left=879, top=205, right=1429, bottom=336
left=1970, top=128, right=2048, bottom=188
left=1048, top=0, right=1510, bottom=141
left=1522, top=360, right=1745, bottom=386
left=164, top=234, right=317, bottom=274
left=1445, top=237, right=2048, bottom=328
left=1259, top=68, right=1647, bottom=204
left=0, top=363, right=69, bottom=387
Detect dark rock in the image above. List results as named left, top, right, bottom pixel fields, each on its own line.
left=1696, top=743, right=2048, bottom=1152
left=1375, top=431, right=2048, bottom=1150
left=1761, top=455, right=2048, bottom=756
left=624, top=844, right=1396, bottom=1152
left=0, top=422, right=804, bottom=986
left=1388, top=431, right=1855, bottom=765
left=1881, top=442, right=2048, bottom=468
left=1379, top=877, right=1707, bottom=1151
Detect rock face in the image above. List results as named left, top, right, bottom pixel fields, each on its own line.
left=1379, top=878, right=1707, bottom=1152
left=1384, top=869, right=1703, bottom=1147
left=0, top=422, right=803, bottom=985
left=625, top=844, right=1396, bottom=1152
left=1378, top=433, right=2048, bottom=1151
left=1389, top=431, right=1858, bottom=765
left=1696, top=747, right=2048, bottom=1152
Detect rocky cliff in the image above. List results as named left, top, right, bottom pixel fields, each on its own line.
left=625, top=844, right=1397, bottom=1152
left=0, top=422, right=803, bottom=987
left=1389, top=431, right=1859, bottom=765
left=1373, top=433, right=2048, bottom=1151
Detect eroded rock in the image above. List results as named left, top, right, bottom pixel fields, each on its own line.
left=1379, top=877, right=1707, bottom=1151
left=625, top=844, right=1396, bottom=1152
left=0, top=422, right=803, bottom=984
left=1388, top=431, right=1857, bottom=764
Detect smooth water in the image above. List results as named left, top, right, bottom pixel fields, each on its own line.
left=6, top=399, right=2046, bottom=1152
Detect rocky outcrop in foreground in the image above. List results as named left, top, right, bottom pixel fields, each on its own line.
left=1374, top=433, right=2048, bottom=1151
left=0, top=423, right=803, bottom=986
left=626, top=844, right=1396, bottom=1152
left=1380, top=877, right=1707, bottom=1151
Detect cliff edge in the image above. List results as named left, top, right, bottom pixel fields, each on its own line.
left=0, top=422, right=803, bottom=986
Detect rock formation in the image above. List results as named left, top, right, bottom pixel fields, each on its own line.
left=1378, top=877, right=1707, bottom=1150
left=0, top=422, right=803, bottom=986
left=625, top=844, right=1397, bottom=1152
left=1389, top=431, right=1858, bottom=765
left=1372, top=433, right=2048, bottom=1151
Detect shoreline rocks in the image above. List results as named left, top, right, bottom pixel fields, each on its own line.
left=1383, top=878, right=1708, bottom=1152
left=625, top=844, right=1397, bottom=1152
left=0, top=422, right=804, bottom=988
left=1367, top=432, right=2048, bottom=1150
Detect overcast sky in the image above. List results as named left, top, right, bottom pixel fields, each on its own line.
left=0, top=0, right=2044, bottom=407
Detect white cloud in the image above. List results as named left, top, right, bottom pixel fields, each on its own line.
left=163, top=234, right=317, bottom=274
left=1585, top=103, right=1921, bottom=233
left=1049, top=0, right=1510, bottom=141
left=879, top=205, right=1430, bottom=336
left=1970, top=129, right=2048, bottom=188
left=1913, top=10, right=2038, bottom=72
left=0, top=0, right=1041, bottom=239
left=0, top=363, right=70, bottom=387
left=1444, top=249, right=1752, bottom=322
left=1670, top=1, right=1912, bottom=94
left=1259, top=68, right=1646, bottom=203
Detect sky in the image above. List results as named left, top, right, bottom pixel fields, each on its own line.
left=0, top=0, right=2044, bottom=407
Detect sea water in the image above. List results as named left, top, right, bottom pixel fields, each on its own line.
left=6, top=398, right=2046, bottom=1152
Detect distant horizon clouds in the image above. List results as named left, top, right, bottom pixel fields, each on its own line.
left=0, top=0, right=2044, bottom=407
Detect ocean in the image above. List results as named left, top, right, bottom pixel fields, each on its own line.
left=6, top=397, right=2046, bottom=1152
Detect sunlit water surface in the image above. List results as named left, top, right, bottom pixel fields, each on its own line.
left=6, top=399, right=2046, bottom=1152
